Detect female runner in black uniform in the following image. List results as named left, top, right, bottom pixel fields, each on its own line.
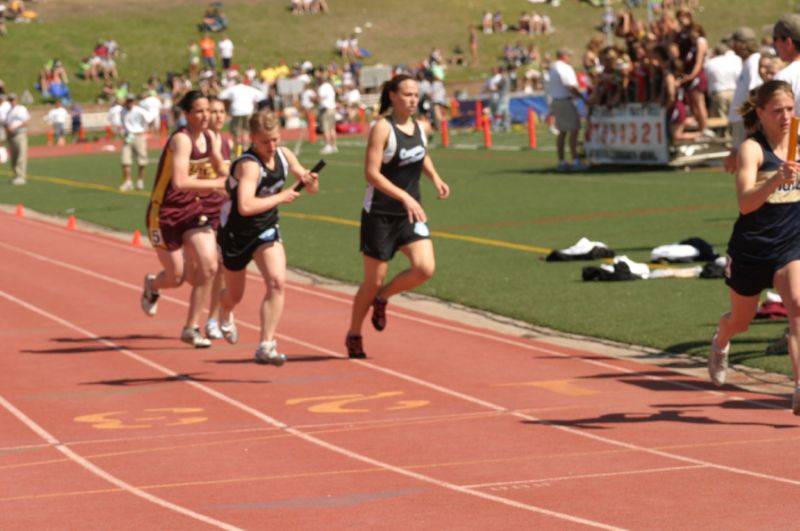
left=709, top=80, right=800, bottom=414
left=346, top=74, right=450, bottom=358
left=216, top=109, right=319, bottom=365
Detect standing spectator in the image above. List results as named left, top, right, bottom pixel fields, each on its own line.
left=69, top=102, right=82, bottom=143
left=317, top=72, right=338, bottom=154
left=547, top=48, right=586, bottom=171
left=107, top=97, right=124, bottom=137
left=188, top=40, right=201, bottom=81
left=773, top=14, right=800, bottom=111
left=704, top=42, right=742, bottom=123
left=724, top=27, right=762, bottom=173
left=200, top=33, right=216, bottom=71
left=45, top=99, right=69, bottom=146
left=469, top=26, right=479, bottom=67
left=0, top=93, right=10, bottom=163
left=218, top=34, right=234, bottom=71
left=139, top=90, right=163, bottom=134
left=675, top=9, right=712, bottom=137
left=496, top=66, right=512, bottom=132
left=218, top=73, right=266, bottom=155
left=119, top=94, right=154, bottom=191
left=4, top=93, right=29, bottom=185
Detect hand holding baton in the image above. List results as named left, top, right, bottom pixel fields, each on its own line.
left=295, top=159, right=326, bottom=192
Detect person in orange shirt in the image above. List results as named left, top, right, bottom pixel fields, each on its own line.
left=200, top=34, right=216, bottom=71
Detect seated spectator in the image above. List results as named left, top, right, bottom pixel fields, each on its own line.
left=199, top=5, right=227, bottom=33
left=482, top=11, right=493, bottom=34
left=493, top=10, right=506, bottom=33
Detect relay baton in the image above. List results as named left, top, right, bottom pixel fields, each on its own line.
left=790, top=117, right=799, bottom=163
left=295, top=159, right=326, bottom=192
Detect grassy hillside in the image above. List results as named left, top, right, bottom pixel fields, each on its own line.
left=1, top=0, right=791, bottom=103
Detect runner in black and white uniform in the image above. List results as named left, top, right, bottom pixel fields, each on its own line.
left=216, top=109, right=319, bottom=365
left=708, top=80, right=800, bottom=415
left=346, top=74, right=450, bottom=359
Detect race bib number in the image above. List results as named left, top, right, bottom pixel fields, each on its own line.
left=413, top=222, right=430, bottom=237
left=149, top=228, right=163, bottom=246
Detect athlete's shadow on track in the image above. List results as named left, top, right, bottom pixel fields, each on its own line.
left=23, top=335, right=175, bottom=355
left=82, top=373, right=273, bottom=385
left=525, top=409, right=797, bottom=430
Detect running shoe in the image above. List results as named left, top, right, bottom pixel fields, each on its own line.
left=571, top=160, right=588, bottom=172
left=255, top=340, right=286, bottom=366
left=135, top=179, right=145, bottom=190
left=119, top=180, right=134, bottom=192
left=140, top=273, right=159, bottom=317
left=345, top=333, right=366, bottom=359
left=181, top=326, right=212, bottom=348
left=371, top=297, right=387, bottom=332
left=556, top=160, right=570, bottom=172
left=793, top=387, right=800, bottom=416
left=205, top=319, right=223, bottom=340
left=707, top=330, right=729, bottom=387
left=219, top=317, right=239, bottom=344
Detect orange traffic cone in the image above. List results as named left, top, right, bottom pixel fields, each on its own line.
left=527, top=108, right=537, bottom=149
left=482, top=116, right=493, bottom=149
left=66, top=215, right=77, bottom=231
left=131, top=229, right=143, bottom=247
left=47, top=127, right=54, bottom=146
left=15, top=204, right=23, bottom=217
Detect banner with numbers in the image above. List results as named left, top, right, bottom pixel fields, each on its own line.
left=585, top=104, right=669, bottom=165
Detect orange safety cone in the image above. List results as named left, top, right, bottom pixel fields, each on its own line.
left=474, top=100, right=483, bottom=131
left=105, top=125, right=114, bottom=140
left=440, top=118, right=450, bottom=148
left=66, top=215, right=77, bottom=231
left=357, top=107, right=366, bottom=131
left=46, top=127, right=54, bottom=146
left=308, top=112, right=318, bottom=145
left=79, top=126, right=86, bottom=143
left=482, top=115, right=492, bottom=149
left=131, top=229, right=143, bottom=247
left=527, top=108, right=537, bottom=149
left=159, top=119, right=168, bottom=139
left=15, top=203, right=23, bottom=217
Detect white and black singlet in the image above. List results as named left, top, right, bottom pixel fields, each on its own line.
left=218, top=147, right=288, bottom=271
left=363, top=116, right=428, bottom=215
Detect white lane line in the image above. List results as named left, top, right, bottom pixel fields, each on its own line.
left=1, top=289, right=624, bottom=530
left=463, top=464, right=709, bottom=490
left=0, top=391, right=241, bottom=530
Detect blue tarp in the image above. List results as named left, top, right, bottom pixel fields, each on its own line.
left=451, top=95, right=586, bottom=128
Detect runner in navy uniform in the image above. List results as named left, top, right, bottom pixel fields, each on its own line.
left=346, top=74, right=450, bottom=358
left=141, top=90, right=227, bottom=348
left=709, top=80, right=800, bottom=414
left=216, top=109, right=319, bottom=365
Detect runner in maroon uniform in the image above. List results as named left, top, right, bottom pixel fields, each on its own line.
left=141, top=90, right=227, bottom=348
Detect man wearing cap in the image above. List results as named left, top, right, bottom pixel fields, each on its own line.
left=547, top=48, right=586, bottom=171
left=119, top=94, right=154, bottom=191
left=3, top=93, right=29, bottom=185
left=724, top=27, right=762, bottom=173
left=774, top=14, right=800, bottom=111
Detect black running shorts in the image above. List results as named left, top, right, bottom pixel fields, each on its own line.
left=360, top=210, right=430, bottom=261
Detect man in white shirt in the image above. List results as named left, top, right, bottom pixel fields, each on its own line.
left=704, top=42, right=742, bottom=122
left=773, top=14, right=800, bottom=110
left=0, top=93, right=10, bottom=164
left=119, top=94, right=154, bottom=191
left=218, top=75, right=266, bottom=154
left=724, top=27, right=762, bottom=173
left=546, top=48, right=586, bottom=171
left=218, top=35, right=234, bottom=71
left=3, top=93, right=30, bottom=185
left=317, top=73, right=338, bottom=154
left=139, top=91, right=163, bottom=134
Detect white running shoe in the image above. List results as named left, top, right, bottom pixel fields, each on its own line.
left=707, top=330, right=729, bottom=387
left=135, top=179, right=145, bottom=190
left=320, top=144, right=335, bottom=155
left=119, top=180, right=134, bottom=192
left=180, top=326, right=212, bottom=348
left=556, top=160, right=570, bottom=172
left=571, top=160, right=588, bottom=172
left=219, top=318, right=239, bottom=344
left=140, top=273, right=159, bottom=317
left=205, top=319, right=223, bottom=340
left=10, top=176, right=26, bottom=185
left=255, top=340, right=286, bottom=366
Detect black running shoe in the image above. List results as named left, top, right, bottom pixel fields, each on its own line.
left=345, top=334, right=366, bottom=359
left=371, top=297, right=387, bottom=331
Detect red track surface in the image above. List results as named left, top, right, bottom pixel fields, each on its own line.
left=2, top=210, right=800, bottom=530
